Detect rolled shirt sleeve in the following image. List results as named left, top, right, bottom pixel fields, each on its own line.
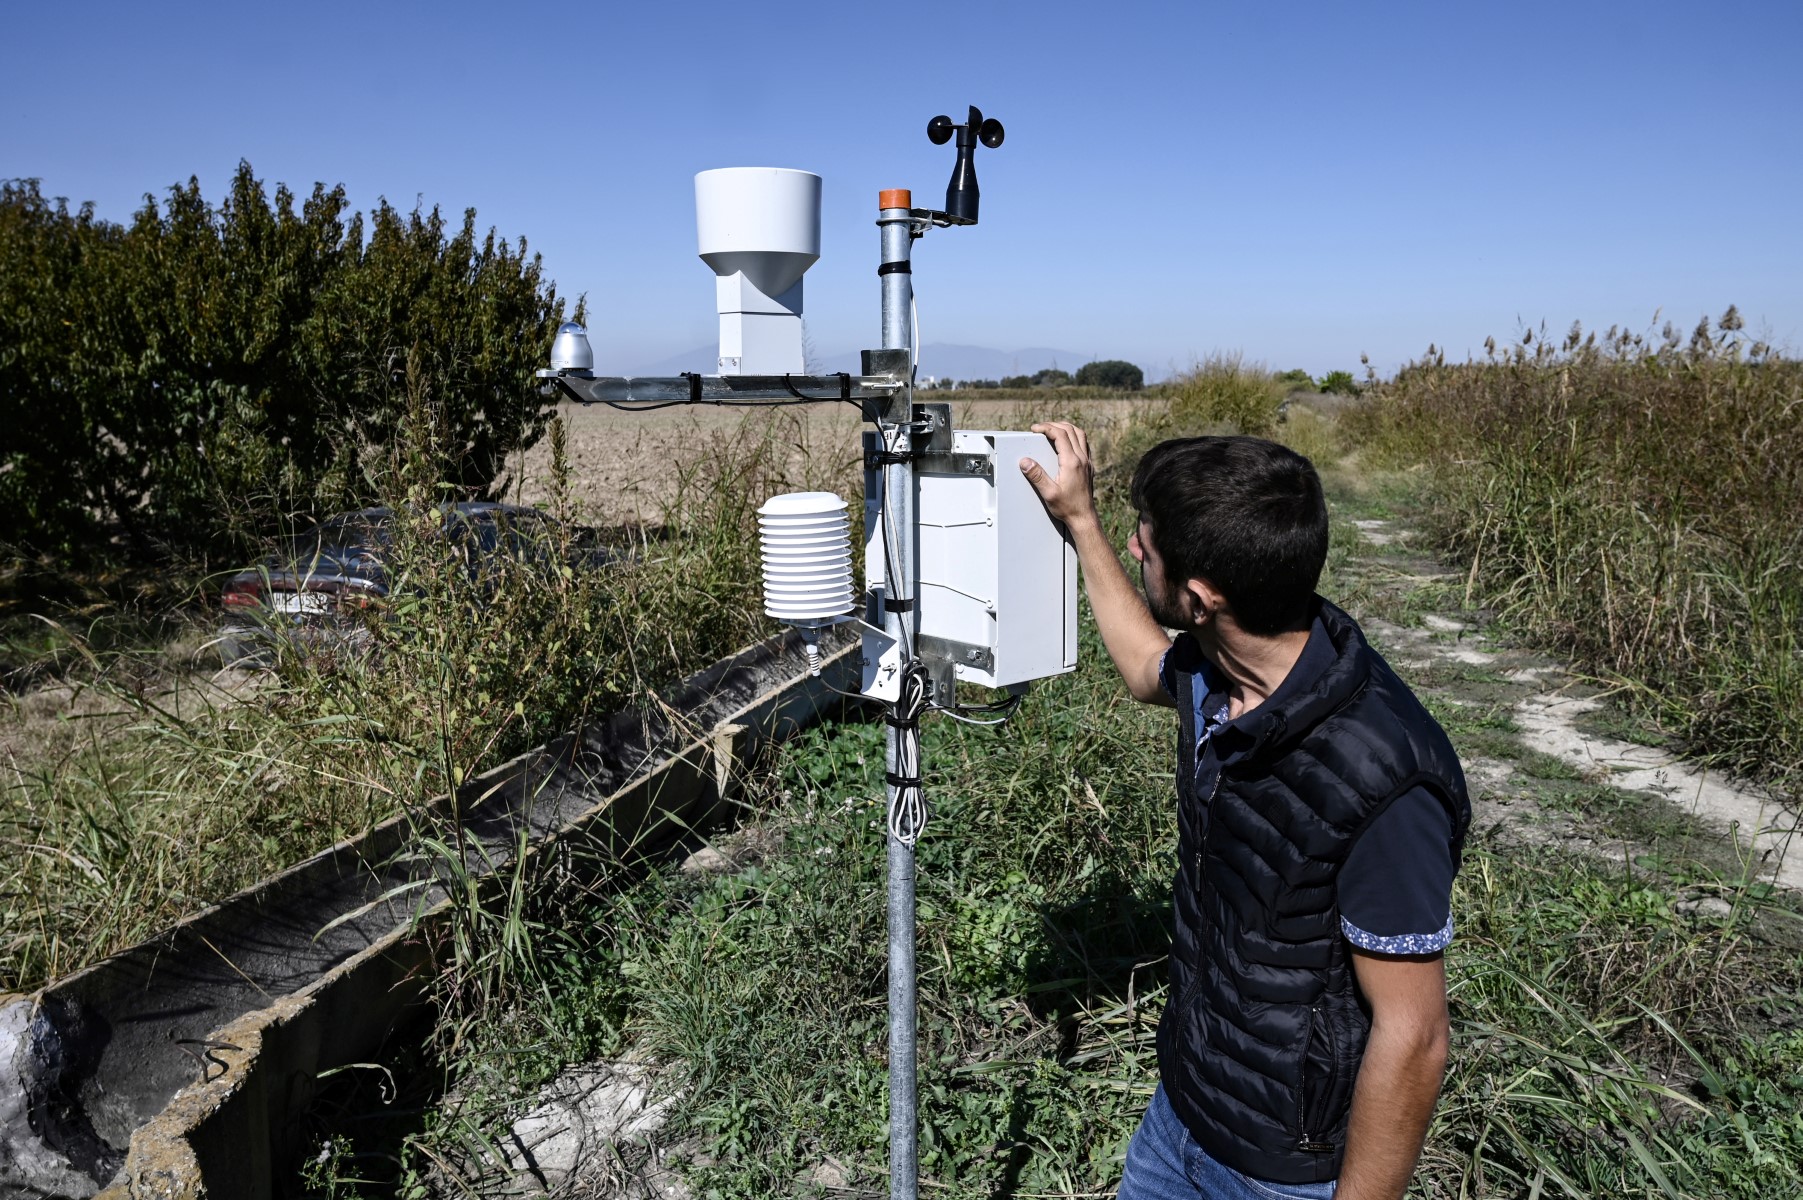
left=1338, top=785, right=1455, bottom=955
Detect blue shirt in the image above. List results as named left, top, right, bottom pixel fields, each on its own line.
left=1160, top=619, right=1455, bottom=955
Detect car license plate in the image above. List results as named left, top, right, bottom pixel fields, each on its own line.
left=271, top=591, right=330, bottom=615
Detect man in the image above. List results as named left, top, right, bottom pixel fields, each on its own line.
left=1019, top=425, right=1468, bottom=1200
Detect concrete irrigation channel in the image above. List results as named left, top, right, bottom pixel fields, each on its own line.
left=0, top=628, right=862, bottom=1200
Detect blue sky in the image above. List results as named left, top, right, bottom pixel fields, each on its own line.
left=6, top=1, right=1800, bottom=378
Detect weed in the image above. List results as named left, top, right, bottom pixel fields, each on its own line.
left=1430, top=845, right=1803, bottom=1199
left=361, top=394, right=1801, bottom=1200
left=0, top=389, right=855, bottom=995
left=1516, top=749, right=1586, bottom=782
left=1163, top=353, right=1288, bottom=437
left=1346, top=315, right=1803, bottom=788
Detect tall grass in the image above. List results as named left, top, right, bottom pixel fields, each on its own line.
left=0, top=396, right=855, bottom=994
left=17, top=366, right=1802, bottom=1197
left=344, top=400, right=1803, bottom=1198
left=1163, top=353, right=1289, bottom=436
left=1347, top=313, right=1803, bottom=787
left=1431, top=848, right=1803, bottom=1198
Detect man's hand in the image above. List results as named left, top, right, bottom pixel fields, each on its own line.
left=1337, top=950, right=1451, bottom=1200
left=1020, top=420, right=1100, bottom=531
left=1017, top=419, right=1171, bottom=706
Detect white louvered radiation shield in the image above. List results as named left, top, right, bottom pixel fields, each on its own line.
left=758, top=491, right=854, bottom=673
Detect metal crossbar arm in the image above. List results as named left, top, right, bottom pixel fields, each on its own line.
left=536, top=370, right=903, bottom=409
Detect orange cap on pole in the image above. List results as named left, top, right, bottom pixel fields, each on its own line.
left=879, top=189, right=912, bottom=211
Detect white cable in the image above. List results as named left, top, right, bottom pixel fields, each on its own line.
left=910, top=293, right=920, bottom=383
left=931, top=704, right=1018, bottom=727
left=933, top=710, right=1011, bottom=727
left=887, top=668, right=928, bottom=847
left=888, top=737, right=926, bottom=844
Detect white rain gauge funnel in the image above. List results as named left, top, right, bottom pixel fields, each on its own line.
left=758, top=491, right=854, bottom=675
left=696, top=167, right=821, bottom=375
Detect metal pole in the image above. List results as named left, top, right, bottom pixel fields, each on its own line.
left=877, top=192, right=918, bottom=1200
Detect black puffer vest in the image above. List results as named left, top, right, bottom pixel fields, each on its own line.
left=1156, top=599, right=1469, bottom=1183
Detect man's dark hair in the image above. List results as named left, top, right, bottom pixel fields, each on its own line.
left=1129, top=436, right=1329, bottom=635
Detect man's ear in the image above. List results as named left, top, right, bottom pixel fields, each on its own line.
left=1182, top=577, right=1228, bottom=628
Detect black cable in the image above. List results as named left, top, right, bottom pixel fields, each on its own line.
left=953, top=694, right=1026, bottom=716
left=874, top=412, right=915, bottom=661
left=592, top=395, right=865, bottom=413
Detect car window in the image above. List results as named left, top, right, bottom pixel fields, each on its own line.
left=504, top=511, right=560, bottom=561
left=460, top=513, right=503, bottom=555
left=297, top=515, right=391, bottom=554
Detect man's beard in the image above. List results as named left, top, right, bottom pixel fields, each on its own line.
left=1141, top=563, right=1189, bottom=631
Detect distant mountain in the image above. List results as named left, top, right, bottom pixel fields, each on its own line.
left=817, top=343, right=1093, bottom=383
left=611, top=345, right=716, bottom=377
left=611, top=342, right=1145, bottom=384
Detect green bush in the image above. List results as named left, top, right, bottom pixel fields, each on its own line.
left=1164, top=354, right=1287, bottom=436
left=1075, top=359, right=1145, bottom=391
left=0, top=169, right=569, bottom=563
left=1316, top=369, right=1360, bottom=395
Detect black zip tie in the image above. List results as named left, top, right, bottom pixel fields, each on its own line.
left=883, top=596, right=915, bottom=613
left=878, top=261, right=912, bottom=276
left=886, top=772, right=923, bottom=789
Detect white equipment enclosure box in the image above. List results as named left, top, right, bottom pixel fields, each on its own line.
left=863, top=428, right=1079, bottom=697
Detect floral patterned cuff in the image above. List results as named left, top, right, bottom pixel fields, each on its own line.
left=1341, top=913, right=1453, bottom=955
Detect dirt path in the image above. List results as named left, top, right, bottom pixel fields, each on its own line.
left=1338, top=509, right=1803, bottom=896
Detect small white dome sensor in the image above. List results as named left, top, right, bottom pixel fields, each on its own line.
left=549, top=322, right=594, bottom=373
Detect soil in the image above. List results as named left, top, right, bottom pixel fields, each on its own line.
left=503, top=397, right=1154, bottom=529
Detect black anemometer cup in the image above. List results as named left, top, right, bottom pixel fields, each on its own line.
left=928, top=105, right=1004, bottom=224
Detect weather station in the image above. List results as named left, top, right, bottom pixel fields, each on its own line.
left=538, top=106, right=1077, bottom=1200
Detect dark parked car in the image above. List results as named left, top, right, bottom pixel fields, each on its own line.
left=218, top=503, right=582, bottom=665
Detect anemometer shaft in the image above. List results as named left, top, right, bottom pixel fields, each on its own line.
left=878, top=191, right=921, bottom=1200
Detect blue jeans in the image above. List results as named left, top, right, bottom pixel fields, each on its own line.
left=1118, top=1085, right=1337, bottom=1200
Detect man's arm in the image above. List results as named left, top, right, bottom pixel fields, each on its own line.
left=1019, top=421, right=1172, bottom=706
left=1337, top=949, right=1451, bottom=1200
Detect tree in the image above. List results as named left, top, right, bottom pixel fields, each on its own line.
left=1033, top=367, right=1073, bottom=387
left=1317, top=370, right=1360, bottom=395
left=0, top=181, right=107, bottom=555
left=0, top=164, right=570, bottom=562
left=1075, top=359, right=1145, bottom=391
